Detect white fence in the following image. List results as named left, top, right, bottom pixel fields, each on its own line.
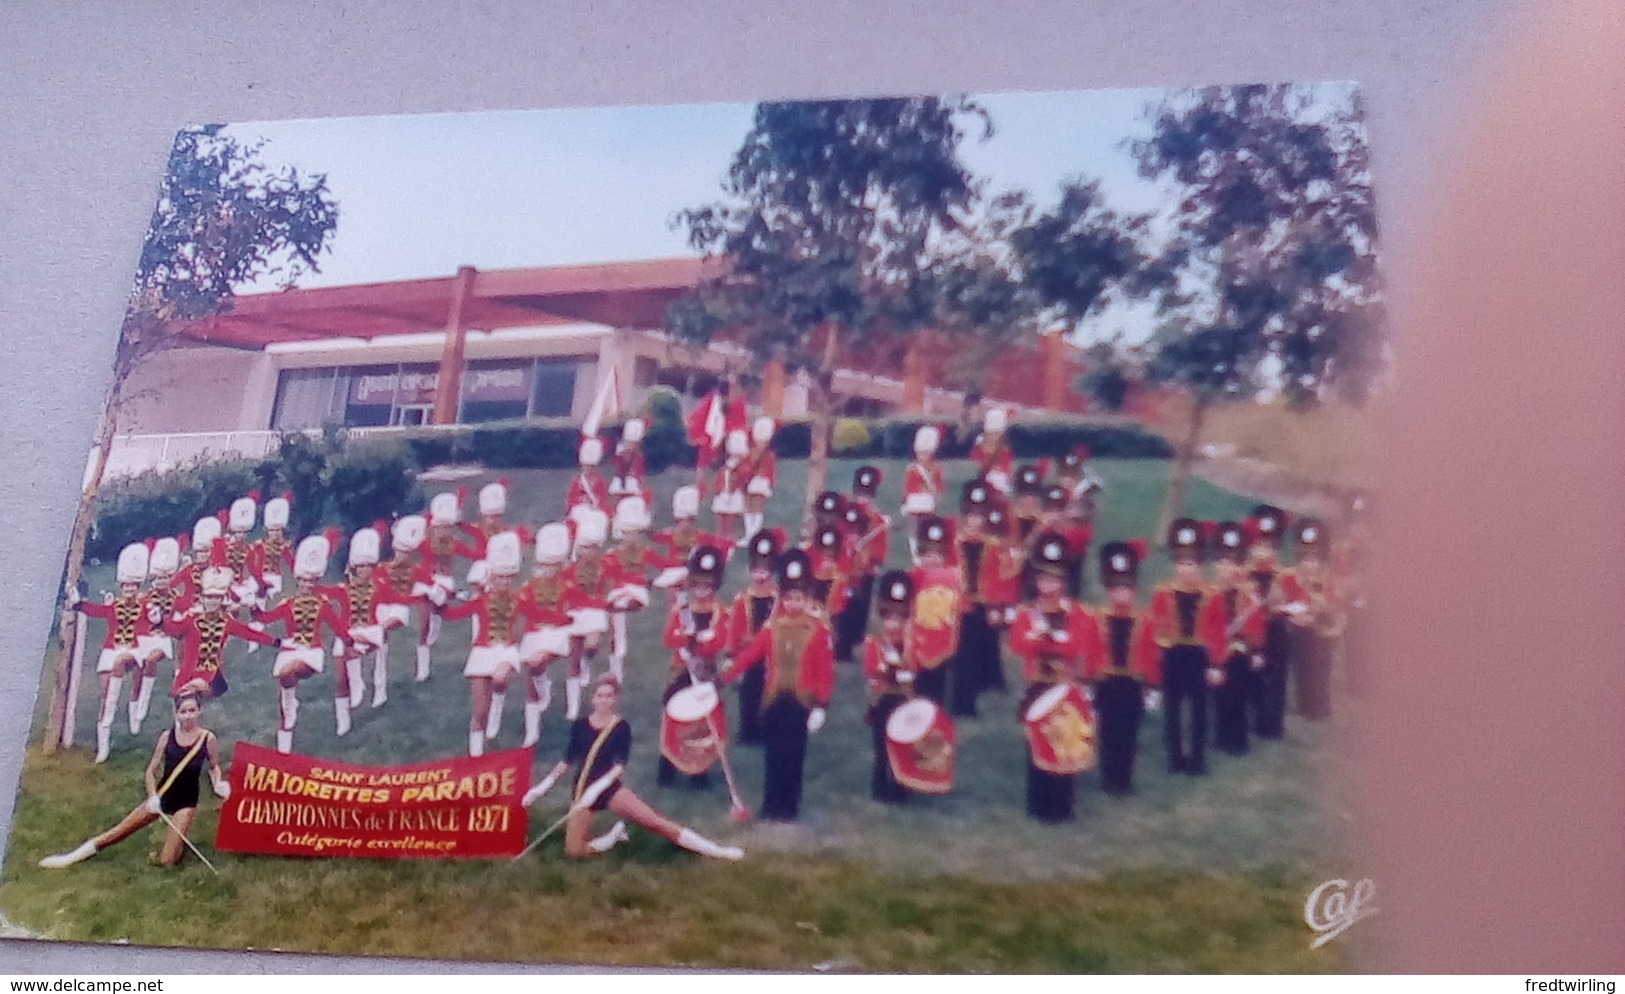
left=92, top=427, right=419, bottom=484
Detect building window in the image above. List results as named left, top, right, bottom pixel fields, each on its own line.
left=272, top=359, right=583, bottom=429
left=270, top=368, right=345, bottom=429
left=462, top=359, right=534, bottom=423
left=530, top=361, right=577, bottom=418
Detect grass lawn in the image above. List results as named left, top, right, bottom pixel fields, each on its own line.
left=0, top=458, right=1359, bottom=971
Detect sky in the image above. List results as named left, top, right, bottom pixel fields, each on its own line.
left=222, top=83, right=1354, bottom=345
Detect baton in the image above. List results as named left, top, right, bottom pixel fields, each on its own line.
left=512, top=767, right=622, bottom=861
left=156, top=808, right=219, bottom=875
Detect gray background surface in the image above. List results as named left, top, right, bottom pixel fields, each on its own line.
left=0, top=0, right=1520, bottom=972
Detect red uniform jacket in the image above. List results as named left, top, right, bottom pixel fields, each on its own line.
left=652, top=523, right=730, bottom=566
left=662, top=598, right=730, bottom=679
left=1088, top=607, right=1162, bottom=685
left=143, top=583, right=191, bottom=628
left=377, top=552, right=435, bottom=604
left=862, top=633, right=917, bottom=698
left=1148, top=583, right=1221, bottom=653
left=611, top=444, right=647, bottom=490
left=722, top=611, right=836, bottom=710
left=1249, top=563, right=1310, bottom=632
left=324, top=572, right=409, bottom=633
left=741, top=445, right=777, bottom=490
left=848, top=497, right=890, bottom=574
left=978, top=538, right=1025, bottom=607
left=424, top=528, right=481, bottom=578
left=726, top=586, right=779, bottom=652
left=687, top=392, right=749, bottom=469
left=712, top=458, right=747, bottom=501
left=1199, top=581, right=1268, bottom=660
left=516, top=571, right=584, bottom=629
left=221, top=535, right=255, bottom=583
left=907, top=564, right=963, bottom=670
left=250, top=533, right=295, bottom=583
left=75, top=594, right=154, bottom=649
left=605, top=537, right=680, bottom=584
left=163, top=607, right=278, bottom=694
left=954, top=536, right=1001, bottom=605
left=970, top=437, right=1015, bottom=483
left=441, top=587, right=527, bottom=647
left=567, top=469, right=611, bottom=516
left=560, top=556, right=628, bottom=611
left=1008, top=600, right=1103, bottom=684
left=253, top=591, right=346, bottom=649
left=809, top=546, right=853, bottom=619
left=902, top=460, right=945, bottom=510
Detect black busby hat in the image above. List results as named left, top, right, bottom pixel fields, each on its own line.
left=1100, top=540, right=1145, bottom=588
left=687, top=544, right=726, bottom=586
left=815, top=490, right=846, bottom=519
left=814, top=524, right=844, bottom=553
left=875, top=569, right=915, bottom=616
left=1213, top=521, right=1248, bottom=562
left=1043, top=483, right=1070, bottom=512
left=1167, top=517, right=1205, bottom=562
left=1015, top=464, right=1044, bottom=496
left=1249, top=504, right=1288, bottom=546
left=778, top=548, right=814, bottom=593
left=749, top=529, right=782, bottom=569
left=1029, top=530, right=1071, bottom=577
left=916, top=514, right=951, bottom=551
left=962, top=477, right=993, bottom=514
left=1294, top=518, right=1329, bottom=560
left=853, top=465, right=882, bottom=495
left=842, top=502, right=867, bottom=530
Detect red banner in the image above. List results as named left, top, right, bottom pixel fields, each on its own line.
left=215, top=742, right=532, bottom=860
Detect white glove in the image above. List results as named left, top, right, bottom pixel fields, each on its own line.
left=522, top=769, right=561, bottom=807
left=65, top=585, right=81, bottom=608
left=280, top=638, right=299, bottom=651
left=807, top=707, right=827, bottom=733
left=1083, top=685, right=1095, bottom=704
left=1050, top=630, right=1071, bottom=644
left=1143, top=689, right=1163, bottom=713
left=1004, top=607, right=1017, bottom=625
left=146, top=604, right=163, bottom=625
left=696, top=628, right=715, bottom=644
left=653, top=567, right=688, bottom=589
left=430, top=586, right=449, bottom=607
left=897, top=671, right=915, bottom=685
left=212, top=775, right=231, bottom=800
left=143, top=795, right=162, bottom=815
left=1250, top=654, right=1266, bottom=672
left=882, top=646, right=901, bottom=665
left=1205, top=668, right=1226, bottom=688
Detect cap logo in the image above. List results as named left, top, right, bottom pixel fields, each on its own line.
left=1261, top=519, right=1277, bottom=532
left=890, top=582, right=906, bottom=599
left=1303, top=527, right=1318, bottom=542
left=971, top=487, right=986, bottom=501
left=1111, top=554, right=1129, bottom=571
left=1044, top=542, right=1063, bottom=559
left=1177, top=528, right=1196, bottom=544
left=787, top=561, right=804, bottom=579
left=1224, top=533, right=1240, bottom=546
left=700, top=553, right=717, bottom=570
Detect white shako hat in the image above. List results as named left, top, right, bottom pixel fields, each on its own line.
left=116, top=543, right=150, bottom=584
left=294, top=535, right=331, bottom=580
left=149, top=537, right=181, bottom=575
left=192, top=515, right=222, bottom=550
left=429, top=491, right=460, bottom=526
left=983, top=407, right=1008, bottom=433
left=229, top=496, right=257, bottom=533
left=348, top=528, right=381, bottom=568
left=574, top=508, right=610, bottom=549
left=200, top=565, right=234, bottom=597
left=486, top=532, right=522, bottom=576
left=466, top=560, right=490, bottom=588
left=391, top=514, right=427, bottom=553
left=621, top=418, right=646, bottom=444
left=614, top=495, right=651, bottom=533
left=752, top=416, right=775, bottom=444
left=726, top=428, right=749, bottom=458
left=534, top=523, right=571, bottom=565
left=264, top=494, right=291, bottom=530
left=913, top=425, right=940, bottom=455
left=672, top=485, right=701, bottom=520
left=479, top=481, right=508, bottom=517
left=579, top=436, right=604, bottom=467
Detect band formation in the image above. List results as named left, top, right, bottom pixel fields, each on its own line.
left=63, top=396, right=1371, bottom=836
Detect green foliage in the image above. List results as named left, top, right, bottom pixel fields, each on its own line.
left=277, top=426, right=343, bottom=537
left=831, top=418, right=874, bottom=455
left=324, top=439, right=423, bottom=535
left=89, top=458, right=266, bottom=561
left=637, top=386, right=695, bottom=473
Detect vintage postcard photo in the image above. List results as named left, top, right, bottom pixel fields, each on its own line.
left=0, top=82, right=1383, bottom=971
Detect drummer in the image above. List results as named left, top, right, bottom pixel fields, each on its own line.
left=1008, top=531, right=1103, bottom=822
left=725, top=529, right=783, bottom=746
left=862, top=571, right=919, bottom=804
left=657, top=545, right=731, bottom=788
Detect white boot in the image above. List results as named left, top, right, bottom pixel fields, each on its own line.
left=94, top=723, right=112, bottom=764
left=346, top=657, right=364, bottom=709
left=522, top=701, right=543, bottom=748
left=743, top=512, right=762, bottom=544
left=276, top=729, right=294, bottom=754
left=335, top=699, right=352, bottom=737
left=565, top=678, right=583, bottom=721
left=127, top=699, right=141, bottom=735
left=426, top=613, right=443, bottom=647
left=96, top=677, right=123, bottom=762
left=279, top=685, right=300, bottom=730
left=608, top=651, right=626, bottom=683
left=588, top=821, right=631, bottom=854
left=676, top=827, right=744, bottom=861
left=39, top=840, right=98, bottom=869
left=534, top=675, right=553, bottom=713
left=485, top=692, right=506, bottom=739
left=468, top=730, right=485, bottom=757
left=371, top=651, right=389, bottom=709
left=134, top=674, right=155, bottom=727
left=415, top=644, right=432, bottom=683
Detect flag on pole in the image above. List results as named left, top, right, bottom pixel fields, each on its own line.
left=583, top=367, right=624, bottom=439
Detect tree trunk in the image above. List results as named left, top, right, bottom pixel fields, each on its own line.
left=798, top=324, right=841, bottom=541
left=43, top=374, right=124, bottom=752
left=1154, top=395, right=1211, bottom=543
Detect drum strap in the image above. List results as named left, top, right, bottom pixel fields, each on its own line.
left=574, top=718, right=621, bottom=802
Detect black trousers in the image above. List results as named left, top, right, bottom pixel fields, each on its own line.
left=760, top=694, right=811, bottom=821
left=1213, top=650, right=1253, bottom=755
left=1066, top=556, right=1088, bottom=601
left=1252, top=617, right=1291, bottom=739
left=737, top=666, right=766, bottom=746
left=1026, top=760, right=1076, bottom=823
left=1094, top=675, right=1144, bottom=794
left=950, top=609, right=1000, bottom=717
left=836, top=575, right=875, bottom=662
left=868, top=694, right=907, bottom=804
left=1294, top=630, right=1335, bottom=720
left=914, top=665, right=948, bottom=707
left=1162, top=645, right=1210, bottom=773
left=656, top=671, right=713, bottom=788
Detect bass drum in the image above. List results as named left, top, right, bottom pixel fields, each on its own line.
left=659, top=682, right=728, bottom=776
left=884, top=697, right=957, bottom=794
left=1023, top=682, right=1097, bottom=775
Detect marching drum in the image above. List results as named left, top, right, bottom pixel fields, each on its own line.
left=1023, top=683, right=1097, bottom=776
left=659, top=682, right=728, bottom=776
left=884, top=698, right=957, bottom=794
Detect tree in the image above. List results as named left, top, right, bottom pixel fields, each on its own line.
left=668, top=97, right=1010, bottom=533
left=1126, top=83, right=1384, bottom=534
left=44, top=124, right=338, bottom=751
